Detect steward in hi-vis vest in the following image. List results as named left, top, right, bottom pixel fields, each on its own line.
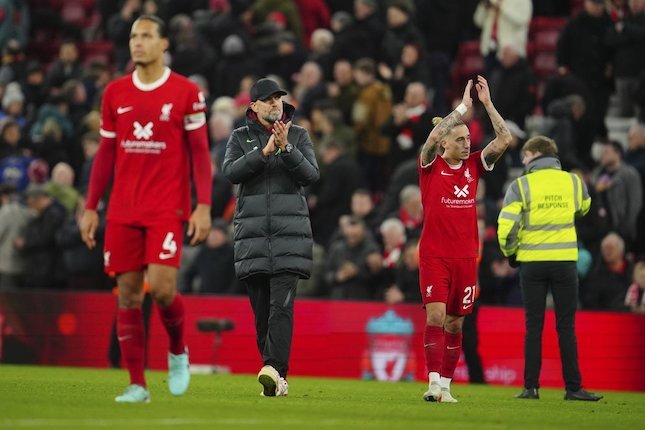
left=496, top=135, right=603, bottom=402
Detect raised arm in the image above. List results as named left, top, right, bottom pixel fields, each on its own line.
left=421, top=79, right=473, bottom=166
left=478, top=75, right=512, bottom=167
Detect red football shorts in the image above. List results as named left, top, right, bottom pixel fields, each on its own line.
left=104, top=220, right=184, bottom=273
left=419, top=256, right=478, bottom=315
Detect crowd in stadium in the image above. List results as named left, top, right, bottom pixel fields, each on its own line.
left=0, top=0, right=644, bottom=314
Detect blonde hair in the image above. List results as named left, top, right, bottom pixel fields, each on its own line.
left=431, top=116, right=465, bottom=142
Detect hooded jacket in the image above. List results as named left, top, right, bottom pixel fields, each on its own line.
left=222, top=102, right=319, bottom=279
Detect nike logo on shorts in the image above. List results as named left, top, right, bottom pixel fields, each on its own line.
left=158, top=253, right=175, bottom=260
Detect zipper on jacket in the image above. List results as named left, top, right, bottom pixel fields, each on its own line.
left=266, top=139, right=273, bottom=268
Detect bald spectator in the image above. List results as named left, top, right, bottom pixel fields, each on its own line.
left=293, top=61, right=326, bottom=118
left=308, top=28, right=334, bottom=80
left=389, top=184, right=423, bottom=239
left=385, top=81, right=434, bottom=170
left=583, top=233, right=633, bottom=310
left=46, top=162, right=81, bottom=216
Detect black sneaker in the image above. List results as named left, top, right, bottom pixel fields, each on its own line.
left=564, top=389, right=603, bottom=401
left=515, top=388, right=539, bottom=399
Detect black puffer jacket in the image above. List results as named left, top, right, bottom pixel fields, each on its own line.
left=222, top=102, right=319, bottom=280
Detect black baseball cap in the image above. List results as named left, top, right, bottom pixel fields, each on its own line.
left=250, top=78, right=287, bottom=102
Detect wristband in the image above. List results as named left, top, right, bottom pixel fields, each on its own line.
left=456, top=103, right=467, bottom=115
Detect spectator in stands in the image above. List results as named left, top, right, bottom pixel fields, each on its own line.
left=293, top=61, right=326, bottom=118
left=315, top=107, right=357, bottom=158
left=79, top=132, right=99, bottom=193
left=488, top=43, right=536, bottom=132
left=415, top=0, right=462, bottom=114
left=384, top=82, right=434, bottom=171
left=624, top=260, right=645, bottom=313
left=379, top=0, right=426, bottom=73
left=0, top=2, right=29, bottom=50
left=46, top=40, right=83, bottom=92
left=0, top=183, right=33, bottom=290
left=310, top=140, right=364, bottom=248
left=389, top=184, right=423, bottom=240
left=252, top=0, right=302, bottom=42
left=0, top=118, right=26, bottom=160
left=16, top=183, right=67, bottom=289
left=544, top=95, right=591, bottom=171
left=295, top=0, right=331, bottom=48
left=591, top=140, right=643, bottom=246
left=606, top=0, right=645, bottom=117
left=327, top=58, right=358, bottom=126
left=308, top=28, right=334, bottom=80
left=45, top=162, right=80, bottom=217
left=56, top=197, right=108, bottom=290
left=330, top=0, right=385, bottom=64
left=213, top=34, right=259, bottom=98
left=181, top=219, right=236, bottom=294
left=324, top=215, right=382, bottom=300
left=557, top=0, right=613, bottom=140
left=385, top=239, right=420, bottom=304
left=379, top=42, right=431, bottom=104
left=168, top=14, right=217, bottom=81
left=352, top=57, right=393, bottom=192
left=20, top=61, right=47, bottom=119
left=583, top=232, right=633, bottom=310
left=0, top=81, right=26, bottom=128
left=378, top=217, right=406, bottom=287
left=473, top=0, right=533, bottom=76
left=626, top=122, right=645, bottom=254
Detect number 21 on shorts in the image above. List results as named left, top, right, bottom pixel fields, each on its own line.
left=462, top=285, right=476, bottom=310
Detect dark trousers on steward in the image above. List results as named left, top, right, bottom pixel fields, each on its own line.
left=519, top=261, right=582, bottom=392
left=243, top=272, right=298, bottom=378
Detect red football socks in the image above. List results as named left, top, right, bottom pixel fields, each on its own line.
left=441, top=332, right=463, bottom=378
left=158, top=294, right=185, bottom=355
left=423, top=325, right=445, bottom=374
left=117, top=307, right=146, bottom=387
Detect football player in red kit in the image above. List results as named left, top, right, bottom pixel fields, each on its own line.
left=418, top=76, right=511, bottom=402
left=80, top=15, right=212, bottom=403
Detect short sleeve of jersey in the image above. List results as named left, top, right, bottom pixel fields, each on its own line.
left=99, top=83, right=116, bottom=139
left=183, top=84, right=207, bottom=131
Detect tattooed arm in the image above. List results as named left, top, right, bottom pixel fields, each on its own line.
left=421, top=79, right=473, bottom=166
left=477, top=75, right=512, bottom=167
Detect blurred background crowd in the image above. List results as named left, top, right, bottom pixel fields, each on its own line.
left=0, top=0, right=644, bottom=314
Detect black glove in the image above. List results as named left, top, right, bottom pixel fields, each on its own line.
left=508, top=255, right=520, bottom=268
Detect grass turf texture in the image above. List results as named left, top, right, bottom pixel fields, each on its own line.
left=0, top=365, right=643, bottom=430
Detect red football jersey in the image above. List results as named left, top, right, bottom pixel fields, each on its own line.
left=99, top=68, right=207, bottom=223
left=418, top=151, right=491, bottom=258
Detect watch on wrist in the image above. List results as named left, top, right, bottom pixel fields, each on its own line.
left=284, top=143, right=293, bottom=153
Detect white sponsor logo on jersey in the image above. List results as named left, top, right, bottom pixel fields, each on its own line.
left=133, top=121, right=154, bottom=140
left=453, top=184, right=469, bottom=198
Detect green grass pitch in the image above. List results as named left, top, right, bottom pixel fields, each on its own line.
left=0, top=365, right=643, bottom=430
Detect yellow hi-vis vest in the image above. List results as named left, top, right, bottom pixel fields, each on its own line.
left=497, top=166, right=591, bottom=262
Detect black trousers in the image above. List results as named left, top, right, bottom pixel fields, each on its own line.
left=519, top=261, right=582, bottom=391
left=243, top=272, right=298, bottom=378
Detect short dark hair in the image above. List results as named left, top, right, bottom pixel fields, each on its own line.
left=134, top=14, right=168, bottom=38
left=605, top=140, right=624, bottom=159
